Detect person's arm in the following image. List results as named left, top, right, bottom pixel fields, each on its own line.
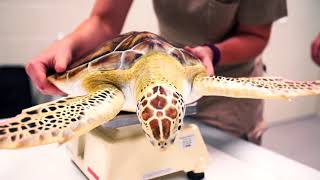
left=26, top=0, right=133, bottom=95
left=186, top=23, right=272, bottom=75
left=68, top=0, right=133, bottom=59
left=216, top=23, right=271, bottom=65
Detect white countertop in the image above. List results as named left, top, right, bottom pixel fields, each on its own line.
left=0, top=117, right=319, bottom=180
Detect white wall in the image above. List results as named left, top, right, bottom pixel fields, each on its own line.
left=0, top=0, right=319, bottom=122
left=122, top=1, right=158, bottom=34
left=0, top=0, right=95, bottom=65
left=0, top=0, right=157, bottom=65
left=263, top=0, right=320, bottom=124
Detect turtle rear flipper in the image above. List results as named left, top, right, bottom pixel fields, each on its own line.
left=193, top=75, right=320, bottom=99
left=0, top=84, right=124, bottom=149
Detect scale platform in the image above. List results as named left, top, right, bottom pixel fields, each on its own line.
left=66, top=109, right=209, bottom=180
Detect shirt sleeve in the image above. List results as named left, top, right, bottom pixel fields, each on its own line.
left=237, top=0, right=287, bottom=25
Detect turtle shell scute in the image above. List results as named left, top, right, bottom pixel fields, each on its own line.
left=52, top=31, right=202, bottom=80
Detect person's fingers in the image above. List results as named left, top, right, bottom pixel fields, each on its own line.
left=189, top=49, right=213, bottom=75
left=185, top=47, right=201, bottom=56
left=184, top=46, right=215, bottom=75
left=203, top=56, right=214, bottom=76
left=311, top=37, right=318, bottom=61
left=184, top=47, right=193, bottom=53
left=314, top=35, right=320, bottom=63
left=54, top=49, right=72, bottom=73
left=26, top=60, right=47, bottom=90
left=184, top=46, right=192, bottom=51
left=311, top=33, right=320, bottom=65
left=26, top=61, right=65, bottom=96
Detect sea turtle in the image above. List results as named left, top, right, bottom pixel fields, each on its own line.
left=1, top=31, right=320, bottom=150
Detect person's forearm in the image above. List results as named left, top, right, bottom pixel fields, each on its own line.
left=64, top=16, right=118, bottom=59
left=63, top=0, right=133, bottom=59
left=216, top=24, right=272, bottom=66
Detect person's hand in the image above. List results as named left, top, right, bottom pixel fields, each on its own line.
left=185, top=45, right=214, bottom=76
left=311, top=32, right=320, bottom=66
left=25, top=39, right=74, bottom=96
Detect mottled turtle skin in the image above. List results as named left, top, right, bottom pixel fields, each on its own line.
left=1, top=31, right=320, bottom=150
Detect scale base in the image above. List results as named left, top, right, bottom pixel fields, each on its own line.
left=66, top=123, right=209, bottom=180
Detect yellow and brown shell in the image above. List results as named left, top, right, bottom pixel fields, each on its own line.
left=49, top=31, right=201, bottom=81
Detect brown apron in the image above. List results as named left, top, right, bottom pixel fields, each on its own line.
left=153, top=0, right=287, bottom=144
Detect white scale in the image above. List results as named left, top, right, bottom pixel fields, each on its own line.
left=66, top=107, right=209, bottom=180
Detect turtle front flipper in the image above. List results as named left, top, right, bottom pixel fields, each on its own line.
left=0, top=84, right=124, bottom=149
left=193, top=74, right=320, bottom=99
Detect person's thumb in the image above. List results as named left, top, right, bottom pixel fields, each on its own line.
left=54, top=49, right=72, bottom=73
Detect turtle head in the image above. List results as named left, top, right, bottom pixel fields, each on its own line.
left=136, top=85, right=185, bottom=150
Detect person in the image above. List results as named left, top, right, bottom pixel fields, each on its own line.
left=26, top=0, right=287, bottom=145
left=311, top=32, right=320, bottom=66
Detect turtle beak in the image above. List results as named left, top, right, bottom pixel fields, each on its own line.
left=158, top=141, right=168, bottom=151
